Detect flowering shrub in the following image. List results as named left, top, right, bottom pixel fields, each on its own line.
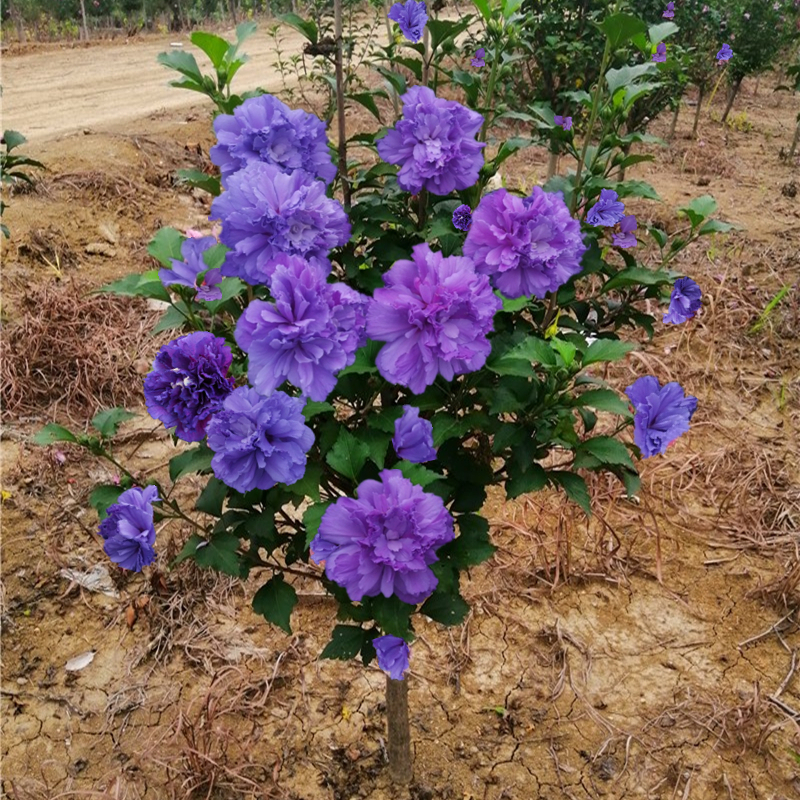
left=37, top=1, right=738, bottom=753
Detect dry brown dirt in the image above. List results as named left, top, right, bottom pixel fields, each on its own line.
left=2, top=28, right=800, bottom=800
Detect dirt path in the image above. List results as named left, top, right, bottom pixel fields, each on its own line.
left=2, top=26, right=310, bottom=143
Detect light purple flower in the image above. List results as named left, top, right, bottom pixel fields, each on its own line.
left=743, top=12, right=750, bottom=20
left=366, top=243, right=501, bottom=395
left=663, top=277, right=702, bottom=324
left=612, top=215, right=638, bottom=248
left=716, top=43, right=733, bottom=61
left=652, top=42, right=667, bottom=62
left=206, top=387, right=315, bottom=493
left=393, top=406, right=437, bottom=463
left=159, top=236, right=224, bottom=302
left=625, top=377, right=697, bottom=458
left=98, top=485, right=160, bottom=572
left=235, top=256, right=368, bottom=402
left=452, top=204, right=473, bottom=231
left=210, top=94, right=337, bottom=188
left=471, top=47, right=486, bottom=68
left=463, top=187, right=588, bottom=299
left=553, top=115, right=573, bottom=131
left=663, top=2, right=675, bottom=19
left=376, top=86, right=486, bottom=196
left=387, top=0, right=428, bottom=43
left=210, top=161, right=351, bottom=286
left=374, top=635, right=411, bottom=680
left=144, top=332, right=235, bottom=443
left=586, top=188, right=626, bottom=227
left=309, top=469, right=454, bottom=604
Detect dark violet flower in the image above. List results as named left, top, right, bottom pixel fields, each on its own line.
left=235, top=256, right=368, bottom=402
left=376, top=86, right=486, bottom=196
left=463, top=187, right=587, bottom=300
left=452, top=204, right=473, bottom=231
left=374, top=635, right=411, bottom=680
left=471, top=48, right=486, bottom=68
left=663, top=277, right=702, bottom=324
left=663, top=2, right=675, bottom=18
left=144, top=332, right=235, bottom=443
left=586, top=188, right=626, bottom=227
left=652, top=42, right=667, bottom=62
left=210, top=161, right=351, bottom=286
left=309, top=469, right=454, bottom=604
left=206, top=386, right=315, bottom=493
left=387, top=0, right=428, bottom=43
left=210, top=94, right=337, bottom=188
left=625, top=377, right=698, bottom=459
left=716, top=43, right=733, bottom=61
left=159, top=236, right=224, bottom=302
left=612, top=215, right=638, bottom=248
left=393, top=406, right=437, bottom=463
left=553, top=115, right=573, bottom=131
left=366, top=243, right=501, bottom=395
left=98, top=485, right=160, bottom=572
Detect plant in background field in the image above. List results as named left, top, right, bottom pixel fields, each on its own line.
left=35, top=1, right=740, bottom=783
left=1, top=129, right=45, bottom=239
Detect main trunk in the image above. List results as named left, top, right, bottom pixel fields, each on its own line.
left=692, top=83, right=705, bottom=139
left=721, top=77, right=743, bottom=124
left=386, top=676, right=412, bottom=784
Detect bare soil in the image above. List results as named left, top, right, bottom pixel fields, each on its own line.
left=2, top=31, right=800, bottom=800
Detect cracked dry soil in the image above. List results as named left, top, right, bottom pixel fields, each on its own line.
left=2, top=43, right=800, bottom=800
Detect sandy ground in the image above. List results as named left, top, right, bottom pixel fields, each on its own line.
left=2, top=24, right=800, bottom=800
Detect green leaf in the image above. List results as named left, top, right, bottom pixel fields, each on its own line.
left=303, top=401, right=334, bottom=420
left=582, top=338, right=637, bottom=367
left=576, top=436, right=634, bottom=468
left=277, top=12, right=318, bottom=43
left=356, top=428, right=393, bottom=470
left=348, top=92, right=382, bottom=122
left=647, top=21, right=679, bottom=45
left=618, top=468, right=641, bottom=498
left=91, top=408, right=136, bottom=439
left=574, top=389, right=632, bottom=417
left=152, top=303, right=189, bottom=334
left=286, top=461, right=323, bottom=503
left=190, top=31, right=229, bottom=69
left=500, top=294, right=528, bottom=313
left=195, top=477, right=228, bottom=517
left=96, top=270, right=171, bottom=303
left=600, top=13, right=648, bottom=48
left=192, top=532, right=243, bottom=577
left=548, top=471, right=591, bottom=516
left=32, top=423, right=78, bottom=446
left=320, top=624, right=366, bottom=660
left=490, top=137, right=532, bottom=170
left=3, top=130, right=27, bottom=152
left=503, top=0, right=523, bottom=18
left=252, top=574, right=298, bottom=634
left=678, top=195, right=718, bottom=228
left=506, top=463, right=547, bottom=499
left=376, top=66, right=407, bottom=98
left=173, top=533, right=204, bottom=566
left=89, top=484, right=125, bottom=520
left=368, top=406, right=404, bottom=434
left=441, top=514, right=496, bottom=569
left=203, top=276, right=245, bottom=312
left=420, top=590, right=469, bottom=627
left=176, top=168, right=221, bottom=196
left=427, top=17, right=473, bottom=53
left=550, top=338, right=577, bottom=368
left=157, top=50, right=204, bottom=84
left=369, top=595, right=414, bottom=638
left=337, top=340, right=383, bottom=376
left=698, top=219, right=738, bottom=236
left=508, top=337, right=558, bottom=367
left=147, top=227, right=185, bottom=268
left=601, top=266, right=674, bottom=293
left=472, top=0, right=492, bottom=22
left=326, top=429, right=369, bottom=482
left=611, top=179, right=660, bottom=201
left=396, top=461, right=444, bottom=488
left=304, top=501, right=332, bottom=550
left=431, top=414, right=471, bottom=447
left=169, top=445, right=214, bottom=483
